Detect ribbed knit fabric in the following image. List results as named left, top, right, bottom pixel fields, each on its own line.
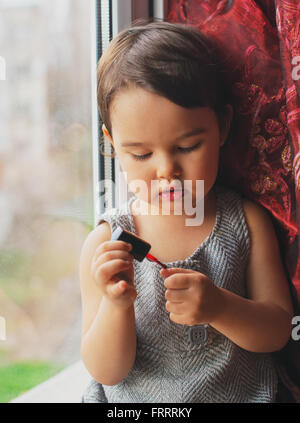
left=81, top=183, right=278, bottom=403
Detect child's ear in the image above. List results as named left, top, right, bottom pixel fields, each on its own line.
left=219, top=104, right=233, bottom=147
left=102, top=124, right=114, bottom=147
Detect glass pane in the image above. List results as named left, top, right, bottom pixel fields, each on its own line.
left=0, top=0, right=93, bottom=402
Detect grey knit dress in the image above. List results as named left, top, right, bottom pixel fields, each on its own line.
left=81, top=183, right=278, bottom=403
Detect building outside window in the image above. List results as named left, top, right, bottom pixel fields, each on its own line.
left=0, top=0, right=94, bottom=402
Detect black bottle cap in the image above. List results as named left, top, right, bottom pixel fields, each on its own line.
left=111, top=226, right=151, bottom=262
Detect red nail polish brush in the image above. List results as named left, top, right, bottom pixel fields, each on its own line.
left=111, top=226, right=167, bottom=269
left=145, top=253, right=167, bottom=269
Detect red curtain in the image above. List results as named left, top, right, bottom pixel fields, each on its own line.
left=167, top=0, right=300, bottom=401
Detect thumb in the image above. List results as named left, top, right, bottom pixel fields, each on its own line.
left=160, top=267, right=195, bottom=278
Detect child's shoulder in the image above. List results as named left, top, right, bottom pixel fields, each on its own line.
left=240, top=196, right=278, bottom=256
left=88, top=198, right=133, bottom=241
left=216, top=183, right=274, bottom=237
left=242, top=197, right=273, bottom=233
left=217, top=184, right=268, bottom=219
left=81, top=220, right=111, bottom=261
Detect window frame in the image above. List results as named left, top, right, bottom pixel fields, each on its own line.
left=92, top=0, right=167, bottom=227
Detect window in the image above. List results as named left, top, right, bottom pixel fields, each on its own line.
left=0, top=0, right=94, bottom=402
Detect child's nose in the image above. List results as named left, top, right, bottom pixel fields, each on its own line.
left=156, top=154, right=181, bottom=180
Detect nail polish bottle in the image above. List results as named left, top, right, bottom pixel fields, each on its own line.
left=111, top=226, right=151, bottom=262
left=111, top=226, right=167, bottom=269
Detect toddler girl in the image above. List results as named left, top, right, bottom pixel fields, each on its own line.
left=80, top=20, right=293, bottom=403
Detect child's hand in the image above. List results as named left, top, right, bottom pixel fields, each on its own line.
left=160, top=267, right=224, bottom=326
left=90, top=240, right=136, bottom=309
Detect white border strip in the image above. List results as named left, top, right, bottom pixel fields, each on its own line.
left=91, top=0, right=100, bottom=227
left=112, top=0, right=132, bottom=37
left=101, top=0, right=114, bottom=212
left=111, top=0, right=133, bottom=208
left=153, top=0, right=168, bottom=19
left=96, top=1, right=152, bottom=211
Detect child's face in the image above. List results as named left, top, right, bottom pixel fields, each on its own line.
left=103, top=86, right=232, bottom=214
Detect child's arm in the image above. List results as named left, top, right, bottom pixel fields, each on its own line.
left=80, top=222, right=137, bottom=385
left=208, top=199, right=294, bottom=352
left=161, top=200, right=294, bottom=353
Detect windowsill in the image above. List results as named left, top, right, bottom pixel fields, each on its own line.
left=9, top=360, right=91, bottom=403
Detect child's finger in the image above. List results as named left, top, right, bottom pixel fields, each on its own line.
left=109, top=280, right=137, bottom=302
left=94, top=258, right=131, bottom=282
left=160, top=267, right=195, bottom=278
left=107, top=280, right=127, bottom=297
left=92, top=247, right=132, bottom=267
left=94, top=240, right=132, bottom=259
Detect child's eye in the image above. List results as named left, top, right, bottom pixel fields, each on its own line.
left=130, top=142, right=201, bottom=161
left=177, top=142, right=201, bottom=153
left=131, top=153, right=152, bottom=161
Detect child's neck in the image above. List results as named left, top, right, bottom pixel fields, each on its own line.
left=131, top=188, right=216, bottom=234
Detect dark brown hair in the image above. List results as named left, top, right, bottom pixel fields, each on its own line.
left=97, top=18, right=232, bottom=142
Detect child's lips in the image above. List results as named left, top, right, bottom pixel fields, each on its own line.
left=159, top=188, right=184, bottom=201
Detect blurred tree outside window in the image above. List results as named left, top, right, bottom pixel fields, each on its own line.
left=0, top=0, right=93, bottom=402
